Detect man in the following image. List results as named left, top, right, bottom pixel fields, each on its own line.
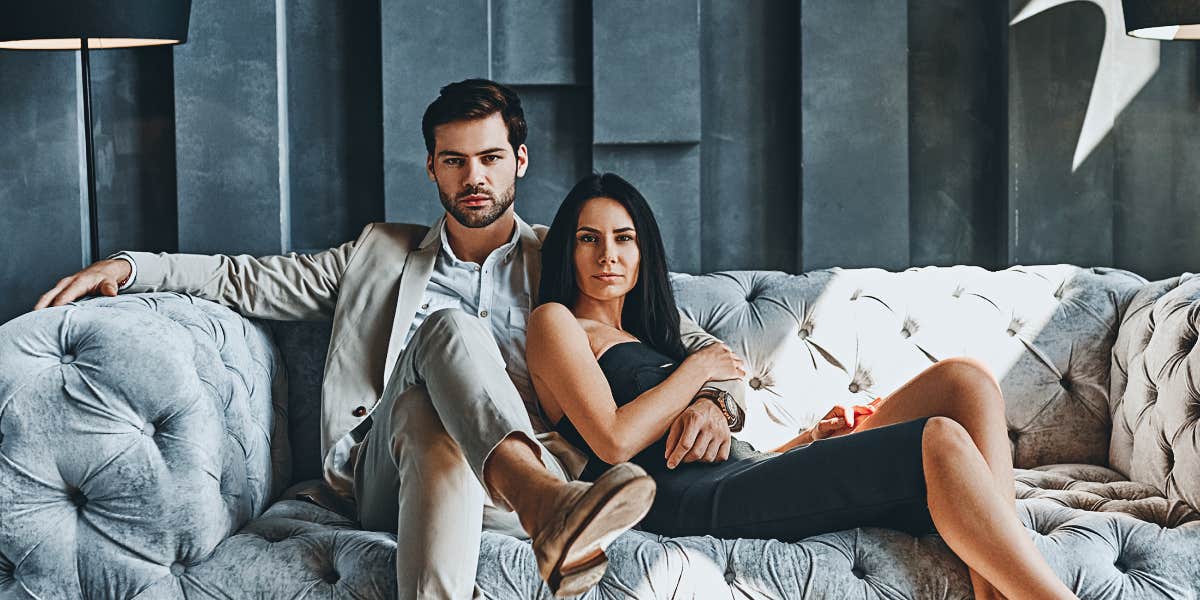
left=35, top=79, right=745, bottom=599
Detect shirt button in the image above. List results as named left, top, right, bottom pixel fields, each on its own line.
left=479, top=310, right=489, bottom=318
left=474, top=266, right=480, bottom=272
left=352, top=406, right=366, bottom=417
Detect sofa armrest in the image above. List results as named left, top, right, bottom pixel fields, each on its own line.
left=1111, top=274, right=1200, bottom=513
left=0, top=293, right=288, bottom=597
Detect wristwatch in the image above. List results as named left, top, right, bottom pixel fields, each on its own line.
left=696, top=386, right=744, bottom=432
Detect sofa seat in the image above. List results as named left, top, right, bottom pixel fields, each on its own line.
left=153, top=473, right=1198, bottom=600
left=1016, top=464, right=1200, bottom=528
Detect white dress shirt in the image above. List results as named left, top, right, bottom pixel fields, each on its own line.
left=400, top=214, right=543, bottom=430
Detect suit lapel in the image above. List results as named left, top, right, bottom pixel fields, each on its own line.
left=382, top=218, right=441, bottom=388
left=517, top=217, right=544, bottom=304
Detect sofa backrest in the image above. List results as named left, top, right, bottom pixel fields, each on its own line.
left=1109, top=273, right=1200, bottom=512
left=274, top=265, right=1200, bottom=508
left=671, top=266, right=1146, bottom=470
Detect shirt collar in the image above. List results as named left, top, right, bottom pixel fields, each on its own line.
left=428, top=213, right=526, bottom=265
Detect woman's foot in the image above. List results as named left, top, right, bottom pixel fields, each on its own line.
left=525, top=463, right=656, bottom=597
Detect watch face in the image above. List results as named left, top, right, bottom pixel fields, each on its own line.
left=721, top=392, right=736, bottom=412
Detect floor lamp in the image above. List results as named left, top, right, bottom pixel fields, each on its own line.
left=0, top=1, right=191, bottom=264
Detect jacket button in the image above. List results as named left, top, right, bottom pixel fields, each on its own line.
left=352, top=406, right=366, bottom=417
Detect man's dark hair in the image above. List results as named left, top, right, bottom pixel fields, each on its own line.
left=421, top=79, right=527, bottom=154
left=539, top=173, right=687, bottom=361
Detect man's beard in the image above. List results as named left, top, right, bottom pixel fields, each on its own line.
left=439, top=182, right=516, bottom=228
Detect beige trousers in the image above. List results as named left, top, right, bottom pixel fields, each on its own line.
left=353, top=309, right=569, bottom=600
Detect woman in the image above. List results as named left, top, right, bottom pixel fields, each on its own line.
left=525, top=173, right=1077, bottom=600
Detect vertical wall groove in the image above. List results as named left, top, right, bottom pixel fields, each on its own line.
left=277, top=0, right=291, bottom=252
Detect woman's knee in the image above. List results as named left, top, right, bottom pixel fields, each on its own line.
left=931, top=357, right=1005, bottom=410
left=922, top=416, right=975, bottom=457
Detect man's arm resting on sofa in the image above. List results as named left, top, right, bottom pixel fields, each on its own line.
left=35, top=223, right=377, bottom=321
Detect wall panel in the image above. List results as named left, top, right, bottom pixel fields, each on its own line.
left=90, top=49, right=178, bottom=259
left=0, top=52, right=86, bottom=321
left=909, top=0, right=1005, bottom=268
left=1007, top=2, right=1113, bottom=267
left=800, top=0, right=910, bottom=271
left=493, top=0, right=588, bottom=85
left=1113, top=43, right=1200, bottom=281
left=593, top=0, right=700, bottom=144
left=700, top=0, right=799, bottom=272
left=174, top=0, right=285, bottom=255
left=287, top=0, right=384, bottom=252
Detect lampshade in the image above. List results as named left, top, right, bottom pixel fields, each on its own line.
left=0, top=0, right=191, bottom=50
left=1124, top=0, right=1200, bottom=40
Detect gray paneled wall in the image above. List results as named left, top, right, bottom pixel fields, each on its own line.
left=1007, top=1, right=1114, bottom=268
left=800, top=0, right=910, bottom=272
left=4, top=0, right=1200, bottom=326
left=0, top=52, right=87, bottom=320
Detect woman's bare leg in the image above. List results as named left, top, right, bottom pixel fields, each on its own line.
left=922, top=417, right=1076, bottom=599
left=855, top=357, right=1014, bottom=506
left=850, top=358, right=1053, bottom=599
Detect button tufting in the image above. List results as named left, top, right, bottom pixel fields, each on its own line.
left=1114, top=560, right=1128, bottom=573
left=724, top=569, right=736, bottom=583
left=323, top=570, right=341, bottom=584
left=749, top=377, right=762, bottom=390
left=1006, top=327, right=1018, bottom=336
left=260, top=531, right=286, bottom=543
left=60, top=354, right=75, bottom=364
left=848, top=383, right=860, bottom=394
left=352, top=406, right=367, bottom=418
left=1060, top=378, right=1072, bottom=392
left=900, top=328, right=911, bottom=339
left=141, top=422, right=156, bottom=437
left=68, top=489, right=87, bottom=508
left=1008, top=429, right=1020, bottom=443
left=851, top=566, right=866, bottom=579
left=170, top=562, right=185, bottom=576
left=798, top=328, right=811, bottom=339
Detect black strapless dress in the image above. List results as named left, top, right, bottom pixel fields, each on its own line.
left=554, top=341, right=936, bottom=540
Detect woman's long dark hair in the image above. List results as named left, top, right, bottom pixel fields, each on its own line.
left=539, top=173, right=687, bottom=361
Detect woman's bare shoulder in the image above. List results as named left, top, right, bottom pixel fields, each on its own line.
left=528, top=303, right=591, bottom=350
left=529, top=302, right=579, bottom=332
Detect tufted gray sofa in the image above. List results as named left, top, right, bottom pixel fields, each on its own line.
left=2, top=265, right=1200, bottom=599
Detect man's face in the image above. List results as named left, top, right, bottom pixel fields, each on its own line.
left=426, top=113, right=529, bottom=228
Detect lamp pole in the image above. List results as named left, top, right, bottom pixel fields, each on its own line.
left=79, top=36, right=100, bottom=264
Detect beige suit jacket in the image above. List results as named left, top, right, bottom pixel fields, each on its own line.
left=124, top=216, right=744, bottom=486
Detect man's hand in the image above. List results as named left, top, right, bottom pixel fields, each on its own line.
left=34, top=259, right=131, bottom=310
left=664, top=399, right=732, bottom=469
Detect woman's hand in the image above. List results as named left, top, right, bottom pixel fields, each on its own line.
left=684, top=342, right=746, bottom=381
left=808, top=404, right=877, bottom=440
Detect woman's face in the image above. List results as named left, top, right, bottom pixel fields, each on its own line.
left=573, top=196, right=640, bottom=303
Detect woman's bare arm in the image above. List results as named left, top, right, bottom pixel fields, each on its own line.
left=527, top=302, right=714, bottom=464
